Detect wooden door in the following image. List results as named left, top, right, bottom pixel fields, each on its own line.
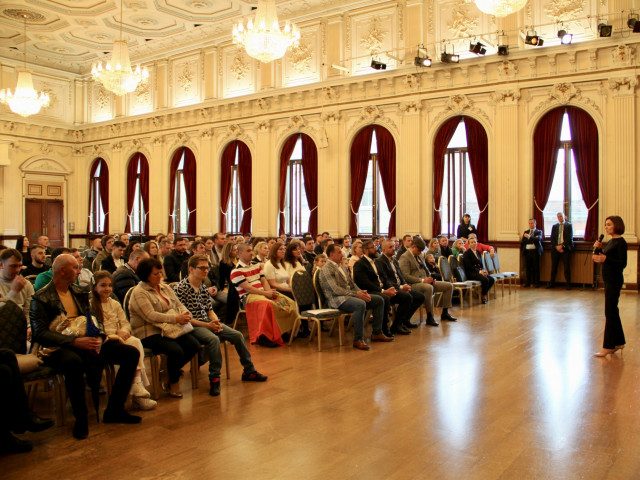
left=25, top=199, right=64, bottom=248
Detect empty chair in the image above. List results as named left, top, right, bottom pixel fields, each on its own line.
left=483, top=252, right=505, bottom=298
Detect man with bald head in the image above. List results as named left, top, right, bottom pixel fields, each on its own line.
left=30, top=254, right=141, bottom=440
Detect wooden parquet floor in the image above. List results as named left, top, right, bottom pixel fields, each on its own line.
left=4, top=287, right=640, bottom=480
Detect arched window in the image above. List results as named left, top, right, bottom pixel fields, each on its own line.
left=350, top=125, right=396, bottom=237
left=87, top=158, right=109, bottom=234
left=220, top=140, right=252, bottom=234
left=169, top=147, right=196, bottom=235
left=125, top=153, right=149, bottom=235
left=534, top=107, right=598, bottom=239
left=433, top=116, right=488, bottom=241
left=278, top=133, right=318, bottom=236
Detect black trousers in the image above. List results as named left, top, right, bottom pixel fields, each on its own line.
left=550, top=248, right=571, bottom=285
left=524, top=251, right=541, bottom=286
left=390, top=289, right=425, bottom=328
left=469, top=272, right=495, bottom=295
left=44, top=342, right=139, bottom=420
left=0, top=349, right=30, bottom=434
left=142, top=333, right=200, bottom=384
left=603, top=282, right=625, bottom=349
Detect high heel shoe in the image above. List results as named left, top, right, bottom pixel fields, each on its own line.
left=593, top=349, right=615, bottom=357
left=613, top=345, right=625, bottom=353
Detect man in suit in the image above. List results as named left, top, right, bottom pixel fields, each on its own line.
left=521, top=218, right=543, bottom=288
left=548, top=211, right=574, bottom=290
left=352, top=240, right=405, bottom=336
left=375, top=241, right=426, bottom=332
left=318, top=244, right=392, bottom=350
left=163, top=236, right=190, bottom=282
left=398, top=236, right=457, bottom=326
left=112, top=249, right=148, bottom=303
left=100, top=240, right=126, bottom=274
left=302, top=237, right=316, bottom=264
left=396, top=234, right=413, bottom=260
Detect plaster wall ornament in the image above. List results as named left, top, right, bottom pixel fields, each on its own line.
left=92, top=145, right=102, bottom=155
left=347, top=106, right=398, bottom=138
left=550, top=82, right=577, bottom=103
left=134, top=80, right=151, bottom=105
left=324, top=87, right=339, bottom=101
left=132, top=139, right=141, bottom=149
left=607, top=77, right=638, bottom=92
left=531, top=83, right=601, bottom=119
left=345, top=14, right=352, bottom=59
left=611, top=45, right=635, bottom=67
left=545, top=0, right=585, bottom=23
left=359, top=105, right=383, bottom=122
left=178, top=62, right=194, bottom=93
left=73, top=130, right=84, bottom=142
left=256, top=120, right=270, bottom=132
left=201, top=128, right=212, bottom=139
left=403, top=74, right=420, bottom=90
left=177, top=132, right=189, bottom=144
left=433, top=94, right=491, bottom=125
left=226, top=124, right=244, bottom=138
left=398, top=101, right=421, bottom=114
left=74, top=147, right=83, bottom=156
left=152, top=116, right=163, bottom=127
left=288, top=115, right=306, bottom=130
left=40, top=85, right=56, bottom=111
left=153, top=136, right=163, bottom=146
left=231, top=52, right=250, bottom=81
left=112, top=142, right=122, bottom=152
left=6, top=122, right=16, bottom=132
left=529, top=57, right=538, bottom=77
left=490, top=89, right=521, bottom=104
left=321, top=21, right=327, bottom=59
left=40, top=143, right=51, bottom=155
left=427, top=0, right=435, bottom=38
left=398, top=0, right=405, bottom=40
left=360, top=17, right=387, bottom=55
left=289, top=39, right=313, bottom=74
left=198, top=108, right=209, bottom=119
left=110, top=124, right=121, bottom=135
left=447, top=0, right=478, bottom=38
left=321, top=111, right=341, bottom=123
left=497, top=60, right=518, bottom=79
left=318, top=127, right=329, bottom=149
left=256, top=98, right=271, bottom=111
left=96, top=86, right=110, bottom=110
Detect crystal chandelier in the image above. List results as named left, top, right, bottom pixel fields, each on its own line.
left=91, top=0, right=148, bottom=95
left=232, top=0, right=301, bottom=63
left=0, top=13, right=50, bottom=118
left=474, top=0, right=528, bottom=17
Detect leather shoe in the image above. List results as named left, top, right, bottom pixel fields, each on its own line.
left=371, top=333, right=394, bottom=342
left=14, top=413, right=54, bottom=434
left=382, top=329, right=395, bottom=338
left=103, top=409, right=142, bottom=424
left=391, top=325, right=411, bottom=335
left=353, top=339, right=370, bottom=351
left=545, top=283, right=555, bottom=289
left=441, top=312, right=457, bottom=322
left=426, top=314, right=439, bottom=327
left=403, top=321, right=418, bottom=329
left=72, top=417, right=88, bottom=440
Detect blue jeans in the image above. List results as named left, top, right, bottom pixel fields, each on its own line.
left=339, top=295, right=384, bottom=341
left=191, top=324, right=255, bottom=380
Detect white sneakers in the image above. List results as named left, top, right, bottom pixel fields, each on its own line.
left=129, top=379, right=151, bottom=398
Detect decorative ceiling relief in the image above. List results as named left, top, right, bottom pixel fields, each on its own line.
left=173, top=55, right=200, bottom=107
left=290, top=40, right=313, bottom=74
left=360, top=18, right=387, bottom=55
left=223, top=48, right=254, bottom=98
left=231, top=51, right=250, bottom=81
left=545, top=0, right=585, bottom=22
left=178, top=62, right=194, bottom=93
left=611, top=45, right=635, bottom=67
left=447, top=0, right=478, bottom=38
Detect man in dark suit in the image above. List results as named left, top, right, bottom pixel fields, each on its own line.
left=353, top=240, right=408, bottom=336
left=163, top=236, right=190, bottom=282
left=317, top=244, right=392, bottom=351
left=375, top=241, right=426, bottom=332
left=521, top=218, right=543, bottom=288
left=396, top=234, right=413, bottom=260
left=548, top=212, right=574, bottom=290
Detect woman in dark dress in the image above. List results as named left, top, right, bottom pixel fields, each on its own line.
left=218, top=242, right=239, bottom=325
left=462, top=237, right=494, bottom=304
left=15, top=236, right=31, bottom=265
left=456, top=213, right=477, bottom=240
left=592, top=216, right=627, bottom=357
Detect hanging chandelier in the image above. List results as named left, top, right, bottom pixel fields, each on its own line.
left=91, top=0, right=148, bottom=95
left=0, top=12, right=50, bottom=118
left=232, top=0, right=300, bottom=63
left=474, top=0, right=528, bottom=17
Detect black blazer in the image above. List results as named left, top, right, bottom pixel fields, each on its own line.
left=462, top=249, right=484, bottom=276
left=100, top=255, right=121, bottom=274
left=550, top=222, right=574, bottom=251
left=352, top=256, right=382, bottom=293
left=457, top=223, right=477, bottom=240
left=440, top=245, right=453, bottom=258
left=521, top=228, right=544, bottom=256
left=375, top=254, right=408, bottom=289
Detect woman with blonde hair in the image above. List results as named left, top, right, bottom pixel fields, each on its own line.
left=348, top=240, right=364, bottom=271
left=252, top=241, right=269, bottom=265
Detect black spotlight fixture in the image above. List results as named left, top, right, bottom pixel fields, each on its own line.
left=525, top=30, right=544, bottom=46
left=497, top=45, right=509, bottom=55
left=414, top=56, right=432, bottom=67
left=628, top=14, right=640, bottom=32
left=370, top=59, right=387, bottom=70
left=598, top=23, right=612, bottom=37
left=497, top=33, right=509, bottom=56
left=470, top=41, right=487, bottom=55
left=557, top=29, right=572, bottom=44
left=441, top=52, right=459, bottom=63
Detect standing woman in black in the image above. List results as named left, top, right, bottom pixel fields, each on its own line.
left=592, top=216, right=627, bottom=357
left=456, top=213, right=477, bottom=241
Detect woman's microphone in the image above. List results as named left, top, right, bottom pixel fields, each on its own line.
left=593, top=234, right=604, bottom=254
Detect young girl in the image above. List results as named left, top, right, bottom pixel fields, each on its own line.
left=312, top=253, right=327, bottom=276
left=91, top=271, right=157, bottom=410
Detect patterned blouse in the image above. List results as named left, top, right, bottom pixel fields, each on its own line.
left=173, top=278, right=212, bottom=323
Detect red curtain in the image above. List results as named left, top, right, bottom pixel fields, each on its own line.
left=349, top=125, right=375, bottom=236
left=300, top=134, right=318, bottom=236
left=464, top=117, right=489, bottom=243
left=237, top=141, right=252, bottom=234
left=567, top=107, right=599, bottom=241
left=432, top=117, right=461, bottom=237
left=219, top=141, right=238, bottom=233
left=533, top=108, right=565, bottom=235
left=168, top=147, right=196, bottom=235
left=139, top=155, right=150, bottom=235
left=375, top=126, right=396, bottom=236
left=87, top=158, right=109, bottom=233
left=168, top=149, right=182, bottom=233
left=278, top=135, right=299, bottom=236
left=125, top=154, right=138, bottom=234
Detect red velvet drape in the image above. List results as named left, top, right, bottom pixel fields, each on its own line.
left=237, top=141, right=252, bottom=234
left=464, top=117, right=489, bottom=243
left=139, top=155, right=150, bottom=235
left=300, top=134, right=318, bottom=236
left=278, top=135, right=299, bottom=236
left=125, top=154, right=139, bottom=234
left=87, top=158, right=109, bottom=233
left=168, top=147, right=196, bottom=235
left=533, top=108, right=565, bottom=235
left=219, top=141, right=238, bottom=233
left=567, top=107, right=599, bottom=241
left=432, top=117, right=461, bottom=237
left=375, top=126, right=396, bottom=236
left=349, top=125, right=375, bottom=236
left=168, top=149, right=182, bottom=233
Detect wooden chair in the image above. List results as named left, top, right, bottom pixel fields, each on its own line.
left=439, top=257, right=473, bottom=309
left=450, top=256, right=483, bottom=305
left=24, top=275, right=38, bottom=285
left=290, top=270, right=345, bottom=351
left=492, top=251, right=519, bottom=293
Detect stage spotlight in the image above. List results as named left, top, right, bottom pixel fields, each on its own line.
left=525, top=32, right=544, bottom=46
left=628, top=14, right=640, bottom=32
left=498, top=45, right=509, bottom=55
left=414, top=56, right=432, bottom=67
left=370, top=59, right=387, bottom=70
left=441, top=52, right=459, bottom=63
left=598, top=23, right=612, bottom=37
left=470, top=41, right=487, bottom=55
left=557, top=29, right=572, bottom=44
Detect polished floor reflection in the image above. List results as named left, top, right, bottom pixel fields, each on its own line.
left=5, top=288, right=640, bottom=479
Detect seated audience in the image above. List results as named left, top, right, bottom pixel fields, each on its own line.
left=204, top=236, right=216, bottom=265
left=439, top=236, right=453, bottom=258
left=457, top=213, right=477, bottom=241
left=462, top=237, right=495, bottom=304
left=311, top=253, right=327, bottom=277
left=425, top=253, right=442, bottom=280
left=302, top=237, right=316, bottom=264
left=263, top=242, right=292, bottom=297
left=318, top=244, right=392, bottom=351
left=101, top=240, right=126, bottom=274
left=15, top=236, right=31, bottom=265
left=70, top=249, right=93, bottom=286
left=451, top=239, right=466, bottom=257
left=92, top=235, right=114, bottom=272
left=426, top=238, right=441, bottom=260
left=252, top=241, right=269, bottom=264
left=180, top=240, right=205, bottom=279
left=158, top=238, right=172, bottom=263
left=34, top=248, right=71, bottom=290
left=83, top=238, right=102, bottom=269
left=112, top=249, right=148, bottom=303
left=37, top=235, right=52, bottom=255
left=464, top=233, right=495, bottom=257
left=119, top=234, right=130, bottom=247
left=90, top=271, right=156, bottom=410
left=30, top=254, right=142, bottom=439
left=123, top=241, right=140, bottom=262
left=230, top=243, right=298, bottom=347
left=341, top=235, right=352, bottom=258
left=143, top=240, right=160, bottom=261
left=348, top=240, right=363, bottom=271
left=0, top=249, right=35, bottom=322
left=284, top=240, right=306, bottom=277
left=218, top=242, right=239, bottom=324
left=128, top=258, right=200, bottom=398
left=21, top=245, right=49, bottom=278
left=314, top=232, right=331, bottom=254
left=163, top=236, right=190, bottom=283
left=174, top=255, right=267, bottom=397
left=396, top=234, right=413, bottom=259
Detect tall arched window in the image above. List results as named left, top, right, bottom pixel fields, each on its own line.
left=220, top=140, right=252, bottom=234
left=278, top=133, right=318, bottom=236
left=350, top=125, right=396, bottom=237
left=87, top=158, right=109, bottom=234
left=125, top=153, right=150, bottom=235
left=433, top=116, right=488, bottom=241
left=169, top=147, right=196, bottom=235
left=534, top=107, right=598, bottom=239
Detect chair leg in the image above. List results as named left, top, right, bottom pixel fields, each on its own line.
left=55, top=375, right=66, bottom=426
left=148, top=354, right=161, bottom=400
left=289, top=317, right=300, bottom=346
left=316, top=320, right=322, bottom=352
left=190, top=355, right=199, bottom=389
left=223, top=342, right=230, bottom=380
left=337, top=316, right=344, bottom=346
